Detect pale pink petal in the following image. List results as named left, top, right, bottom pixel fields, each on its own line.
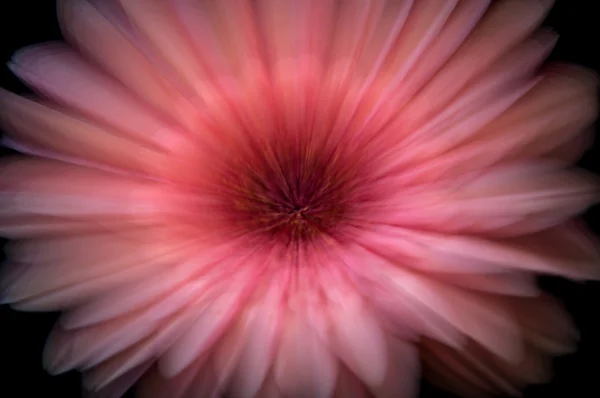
left=385, top=269, right=523, bottom=362
left=397, top=0, right=491, bottom=102
left=225, top=272, right=286, bottom=398
left=1, top=231, right=191, bottom=309
left=58, top=0, right=198, bottom=130
left=158, top=270, right=255, bottom=378
left=374, top=162, right=599, bottom=236
left=273, top=300, right=338, bottom=398
left=0, top=92, right=171, bottom=176
left=402, top=0, right=554, bottom=127
left=8, top=44, right=189, bottom=154
left=396, top=66, right=597, bottom=181
left=324, top=272, right=388, bottom=388
left=351, top=0, right=458, bottom=135
left=80, top=294, right=219, bottom=390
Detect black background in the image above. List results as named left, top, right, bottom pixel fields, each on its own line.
left=0, top=1, right=598, bottom=397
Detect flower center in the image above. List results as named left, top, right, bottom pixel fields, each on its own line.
left=218, top=137, right=358, bottom=244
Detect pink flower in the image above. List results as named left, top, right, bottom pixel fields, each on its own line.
left=1, top=0, right=598, bottom=397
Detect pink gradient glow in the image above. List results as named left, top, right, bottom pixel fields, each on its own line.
left=0, top=0, right=599, bottom=397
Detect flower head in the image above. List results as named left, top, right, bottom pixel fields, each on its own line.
left=1, top=0, right=599, bottom=397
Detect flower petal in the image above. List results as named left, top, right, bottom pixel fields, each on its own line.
left=0, top=91, right=170, bottom=175
left=60, top=239, right=244, bottom=329
left=158, top=258, right=263, bottom=378
left=225, top=271, right=286, bottom=398
left=1, top=230, right=194, bottom=309
left=402, top=0, right=554, bottom=127
left=386, top=269, right=523, bottom=362
left=8, top=43, right=189, bottom=154
left=377, top=162, right=599, bottom=236
left=273, top=300, right=338, bottom=398
left=58, top=0, right=198, bottom=130
left=323, top=270, right=388, bottom=388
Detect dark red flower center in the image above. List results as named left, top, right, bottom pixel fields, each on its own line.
left=216, top=136, right=364, bottom=244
